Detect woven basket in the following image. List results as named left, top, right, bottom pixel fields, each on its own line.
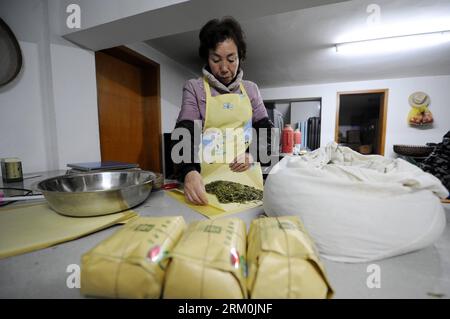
left=393, top=145, right=434, bottom=157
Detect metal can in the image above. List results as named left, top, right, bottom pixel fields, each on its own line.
left=1, top=158, right=23, bottom=183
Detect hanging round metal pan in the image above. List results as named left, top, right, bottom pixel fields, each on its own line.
left=0, top=18, right=23, bottom=87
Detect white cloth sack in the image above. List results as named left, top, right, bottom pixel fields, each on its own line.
left=264, top=142, right=448, bottom=263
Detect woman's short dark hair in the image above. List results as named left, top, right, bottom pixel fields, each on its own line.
left=199, top=17, right=247, bottom=63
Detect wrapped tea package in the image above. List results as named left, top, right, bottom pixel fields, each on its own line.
left=81, top=216, right=186, bottom=298
left=163, top=218, right=247, bottom=299
left=247, top=216, right=333, bottom=299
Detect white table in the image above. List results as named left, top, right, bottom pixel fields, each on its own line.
left=1, top=171, right=449, bottom=299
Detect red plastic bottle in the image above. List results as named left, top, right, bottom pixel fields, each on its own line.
left=282, top=124, right=294, bottom=154
left=294, top=129, right=301, bottom=146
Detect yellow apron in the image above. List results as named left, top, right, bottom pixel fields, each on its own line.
left=201, top=78, right=252, bottom=164
left=167, top=77, right=264, bottom=218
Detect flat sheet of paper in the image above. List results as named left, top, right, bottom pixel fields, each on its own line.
left=0, top=203, right=137, bottom=259
left=166, top=163, right=263, bottom=219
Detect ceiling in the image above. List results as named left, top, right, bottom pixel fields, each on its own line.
left=145, top=0, right=450, bottom=88
left=63, top=0, right=349, bottom=51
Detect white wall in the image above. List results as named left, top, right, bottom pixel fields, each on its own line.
left=0, top=0, right=196, bottom=176
left=0, top=0, right=57, bottom=173
left=46, top=0, right=101, bottom=171
left=260, top=75, right=450, bottom=158
left=0, top=41, right=49, bottom=173
left=49, top=42, right=100, bottom=169
left=1, top=0, right=101, bottom=174
left=290, top=101, right=321, bottom=127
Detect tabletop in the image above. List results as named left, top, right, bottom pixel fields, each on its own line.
left=0, top=171, right=449, bottom=299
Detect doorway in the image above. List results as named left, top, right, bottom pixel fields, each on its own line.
left=95, top=46, right=162, bottom=172
left=335, top=90, right=388, bottom=156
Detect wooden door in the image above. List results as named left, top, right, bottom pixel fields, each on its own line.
left=95, top=47, right=162, bottom=172
left=335, top=89, right=389, bottom=156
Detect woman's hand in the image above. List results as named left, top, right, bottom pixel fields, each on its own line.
left=184, top=170, right=209, bottom=205
left=229, top=153, right=254, bottom=172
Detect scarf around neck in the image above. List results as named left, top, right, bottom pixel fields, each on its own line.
left=202, top=66, right=244, bottom=93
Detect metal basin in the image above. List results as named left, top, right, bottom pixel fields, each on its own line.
left=36, top=171, right=153, bottom=217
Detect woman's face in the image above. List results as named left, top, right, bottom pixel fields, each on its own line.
left=208, top=38, right=239, bottom=85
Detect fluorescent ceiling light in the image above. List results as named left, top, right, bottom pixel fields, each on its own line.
left=335, top=30, right=450, bottom=55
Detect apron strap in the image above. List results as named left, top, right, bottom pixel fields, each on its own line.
left=203, top=77, right=212, bottom=99
left=239, top=82, right=249, bottom=99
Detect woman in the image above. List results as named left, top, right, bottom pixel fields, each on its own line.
left=174, top=17, right=273, bottom=205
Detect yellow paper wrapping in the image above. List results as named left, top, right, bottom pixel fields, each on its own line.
left=0, top=202, right=137, bottom=259
left=163, top=218, right=247, bottom=299
left=166, top=163, right=264, bottom=218
left=81, top=216, right=186, bottom=299
left=247, top=216, right=333, bottom=299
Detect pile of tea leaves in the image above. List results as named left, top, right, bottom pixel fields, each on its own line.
left=205, top=180, right=263, bottom=204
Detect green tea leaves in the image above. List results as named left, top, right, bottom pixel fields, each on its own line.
left=205, top=181, right=263, bottom=204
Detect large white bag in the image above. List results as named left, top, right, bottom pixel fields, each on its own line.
left=264, top=142, right=448, bottom=263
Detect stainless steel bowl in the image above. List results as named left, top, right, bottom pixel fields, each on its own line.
left=36, top=171, right=153, bottom=217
